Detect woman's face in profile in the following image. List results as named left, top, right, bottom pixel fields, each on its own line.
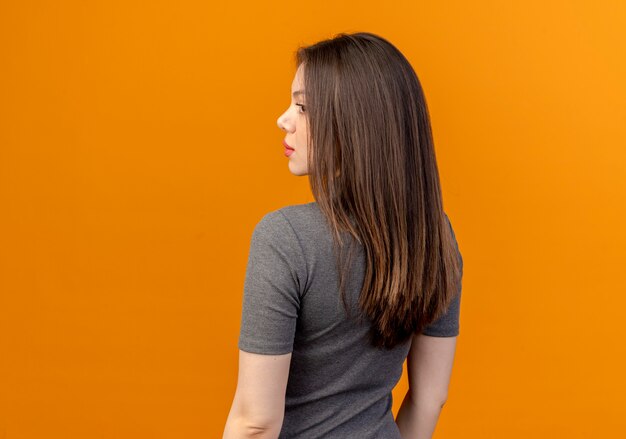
left=277, top=64, right=309, bottom=176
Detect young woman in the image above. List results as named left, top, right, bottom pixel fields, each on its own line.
left=223, top=32, right=464, bottom=439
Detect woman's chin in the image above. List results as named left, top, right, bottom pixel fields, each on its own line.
left=288, top=163, right=308, bottom=176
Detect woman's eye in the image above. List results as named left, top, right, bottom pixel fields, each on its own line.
left=296, top=104, right=306, bottom=114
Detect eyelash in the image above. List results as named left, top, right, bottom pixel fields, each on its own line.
left=295, top=104, right=306, bottom=114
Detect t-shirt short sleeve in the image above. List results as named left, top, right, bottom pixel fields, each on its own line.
left=421, top=213, right=464, bottom=337
left=238, top=210, right=307, bottom=355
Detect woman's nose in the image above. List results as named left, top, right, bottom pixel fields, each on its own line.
left=277, top=112, right=290, bottom=131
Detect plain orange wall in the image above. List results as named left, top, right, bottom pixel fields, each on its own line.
left=1, top=1, right=625, bottom=438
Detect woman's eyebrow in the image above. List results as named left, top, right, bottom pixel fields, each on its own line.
left=292, top=90, right=305, bottom=97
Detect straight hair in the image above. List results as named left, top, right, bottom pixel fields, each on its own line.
left=294, top=32, right=463, bottom=350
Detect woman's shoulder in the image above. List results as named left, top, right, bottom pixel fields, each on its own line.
left=257, top=202, right=320, bottom=228
left=251, top=202, right=317, bottom=236
left=275, top=201, right=319, bottom=216
left=251, top=202, right=329, bottom=253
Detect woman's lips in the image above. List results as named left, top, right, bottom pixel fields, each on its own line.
left=283, top=140, right=295, bottom=157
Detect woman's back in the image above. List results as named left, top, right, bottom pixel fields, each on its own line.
left=238, top=202, right=461, bottom=438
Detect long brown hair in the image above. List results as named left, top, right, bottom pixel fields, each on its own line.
left=295, top=32, right=462, bottom=350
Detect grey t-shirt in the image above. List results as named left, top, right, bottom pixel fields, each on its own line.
left=238, top=201, right=462, bottom=438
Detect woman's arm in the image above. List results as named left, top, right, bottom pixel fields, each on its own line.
left=222, top=350, right=292, bottom=439
left=395, top=334, right=457, bottom=439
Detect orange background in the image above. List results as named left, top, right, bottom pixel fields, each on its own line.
left=1, top=1, right=625, bottom=438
